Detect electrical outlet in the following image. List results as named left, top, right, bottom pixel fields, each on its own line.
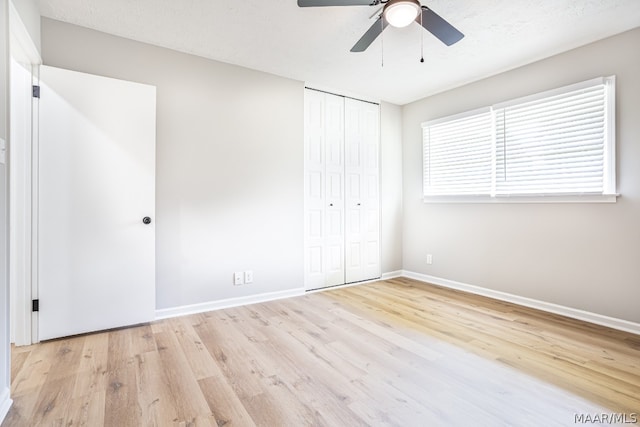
left=234, top=272, right=243, bottom=286
left=426, top=254, right=433, bottom=265
left=244, top=271, right=253, bottom=284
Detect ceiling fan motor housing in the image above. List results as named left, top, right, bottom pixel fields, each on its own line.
left=383, top=0, right=422, bottom=28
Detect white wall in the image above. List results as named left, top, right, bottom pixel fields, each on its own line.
left=402, top=28, right=640, bottom=324
left=0, top=0, right=12, bottom=421
left=380, top=102, right=403, bottom=273
left=41, top=19, right=304, bottom=309
left=41, top=18, right=404, bottom=310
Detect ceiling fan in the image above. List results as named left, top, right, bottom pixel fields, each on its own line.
left=298, top=0, right=464, bottom=52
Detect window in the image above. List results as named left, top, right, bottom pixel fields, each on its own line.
left=423, top=108, right=493, bottom=196
left=422, top=76, right=616, bottom=201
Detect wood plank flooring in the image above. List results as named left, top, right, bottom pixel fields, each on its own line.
left=3, top=278, right=640, bottom=426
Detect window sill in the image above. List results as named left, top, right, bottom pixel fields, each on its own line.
left=423, top=194, right=619, bottom=204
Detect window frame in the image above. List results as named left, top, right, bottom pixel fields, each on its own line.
left=421, top=76, right=617, bottom=204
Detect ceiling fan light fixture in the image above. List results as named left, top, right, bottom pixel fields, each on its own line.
left=384, top=0, right=421, bottom=28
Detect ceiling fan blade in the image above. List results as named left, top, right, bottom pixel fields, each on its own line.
left=298, top=0, right=374, bottom=6
left=369, top=6, right=383, bottom=20
left=351, top=17, right=388, bottom=52
left=418, top=6, right=464, bottom=46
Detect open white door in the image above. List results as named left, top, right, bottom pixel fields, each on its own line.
left=38, top=66, right=156, bottom=340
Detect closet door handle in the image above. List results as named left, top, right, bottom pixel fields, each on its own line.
left=329, top=203, right=334, bottom=207
left=357, top=203, right=361, bottom=206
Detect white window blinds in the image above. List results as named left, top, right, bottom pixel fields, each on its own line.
left=422, top=76, right=616, bottom=200
left=423, top=108, right=493, bottom=196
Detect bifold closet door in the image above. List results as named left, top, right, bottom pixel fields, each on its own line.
left=345, top=99, right=380, bottom=283
left=304, top=90, right=345, bottom=290
left=304, top=89, right=380, bottom=290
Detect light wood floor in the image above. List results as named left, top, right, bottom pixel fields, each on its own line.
left=3, top=278, right=640, bottom=426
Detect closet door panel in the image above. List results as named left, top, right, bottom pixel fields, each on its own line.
left=345, top=99, right=380, bottom=283
left=304, top=90, right=345, bottom=289
left=323, top=94, right=345, bottom=287
left=304, top=91, right=327, bottom=289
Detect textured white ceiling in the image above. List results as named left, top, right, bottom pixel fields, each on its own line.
left=38, top=0, right=640, bottom=105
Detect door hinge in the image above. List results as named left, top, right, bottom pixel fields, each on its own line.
left=32, top=299, right=39, bottom=312
left=32, top=85, right=40, bottom=98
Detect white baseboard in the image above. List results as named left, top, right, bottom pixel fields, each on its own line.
left=155, top=288, right=305, bottom=320
left=381, top=270, right=403, bottom=280
left=158, top=272, right=403, bottom=320
left=402, top=270, right=640, bottom=336
left=0, top=387, right=12, bottom=425
left=155, top=271, right=640, bottom=335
